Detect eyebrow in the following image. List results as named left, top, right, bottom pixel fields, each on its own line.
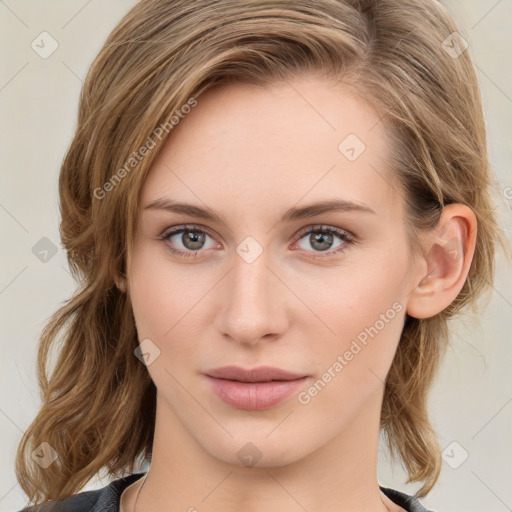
left=144, top=198, right=376, bottom=225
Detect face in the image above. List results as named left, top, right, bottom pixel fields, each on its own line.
left=128, top=76, right=423, bottom=468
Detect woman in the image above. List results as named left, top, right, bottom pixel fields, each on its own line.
left=15, top=0, right=510, bottom=511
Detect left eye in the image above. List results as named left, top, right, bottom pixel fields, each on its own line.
left=294, top=225, right=354, bottom=255
left=160, top=224, right=355, bottom=259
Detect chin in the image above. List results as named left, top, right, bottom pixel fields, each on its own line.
left=192, top=425, right=313, bottom=469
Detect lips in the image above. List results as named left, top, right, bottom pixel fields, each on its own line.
left=204, top=365, right=310, bottom=411
left=205, top=365, right=307, bottom=383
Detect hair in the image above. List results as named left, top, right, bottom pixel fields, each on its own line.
left=16, top=0, right=512, bottom=506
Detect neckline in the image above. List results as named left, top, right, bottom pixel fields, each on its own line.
left=113, top=473, right=416, bottom=512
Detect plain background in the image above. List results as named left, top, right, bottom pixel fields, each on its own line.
left=1, top=1, right=511, bottom=511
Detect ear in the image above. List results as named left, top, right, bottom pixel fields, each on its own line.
left=406, top=203, right=477, bottom=319
left=112, top=270, right=127, bottom=293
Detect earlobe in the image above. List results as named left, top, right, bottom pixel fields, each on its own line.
left=406, top=204, right=477, bottom=319
left=115, top=278, right=127, bottom=293
left=112, top=271, right=127, bottom=293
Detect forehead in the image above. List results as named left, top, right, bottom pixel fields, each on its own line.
left=140, top=77, right=402, bottom=223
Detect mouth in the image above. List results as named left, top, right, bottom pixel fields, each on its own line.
left=205, top=365, right=307, bottom=382
left=204, top=365, right=310, bottom=411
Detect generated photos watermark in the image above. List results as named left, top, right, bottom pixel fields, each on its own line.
left=297, top=301, right=403, bottom=405
left=93, top=97, right=197, bottom=200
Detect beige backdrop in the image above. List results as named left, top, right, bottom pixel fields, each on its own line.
left=1, top=1, right=511, bottom=511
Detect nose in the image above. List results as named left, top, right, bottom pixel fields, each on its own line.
left=214, top=246, right=289, bottom=347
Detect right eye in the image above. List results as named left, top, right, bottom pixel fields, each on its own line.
left=160, top=225, right=220, bottom=259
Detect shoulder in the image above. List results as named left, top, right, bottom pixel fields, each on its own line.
left=17, top=473, right=146, bottom=512
left=380, top=485, right=436, bottom=512
left=17, top=477, right=433, bottom=512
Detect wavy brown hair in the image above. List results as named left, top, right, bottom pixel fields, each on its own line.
left=16, top=0, right=511, bottom=506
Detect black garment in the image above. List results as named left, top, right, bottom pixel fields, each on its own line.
left=18, top=472, right=435, bottom=512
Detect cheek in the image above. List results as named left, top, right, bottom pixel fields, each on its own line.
left=297, top=254, right=408, bottom=375
left=129, top=258, right=168, bottom=339
left=128, top=247, right=201, bottom=394
left=129, top=244, right=195, bottom=338
left=128, top=246, right=214, bottom=382
left=296, top=285, right=405, bottom=419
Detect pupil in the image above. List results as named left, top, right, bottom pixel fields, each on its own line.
left=184, top=231, right=205, bottom=250
left=312, top=232, right=332, bottom=251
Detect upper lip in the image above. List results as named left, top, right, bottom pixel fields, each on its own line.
left=205, top=365, right=307, bottom=383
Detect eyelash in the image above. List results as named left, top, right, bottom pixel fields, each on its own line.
left=158, top=224, right=356, bottom=260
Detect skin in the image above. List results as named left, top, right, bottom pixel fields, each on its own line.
left=118, top=75, right=477, bottom=512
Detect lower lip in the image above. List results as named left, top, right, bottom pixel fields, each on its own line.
left=206, top=376, right=308, bottom=411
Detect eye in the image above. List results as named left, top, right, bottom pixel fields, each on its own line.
left=159, top=225, right=219, bottom=259
left=159, top=223, right=356, bottom=260
left=292, top=224, right=355, bottom=257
